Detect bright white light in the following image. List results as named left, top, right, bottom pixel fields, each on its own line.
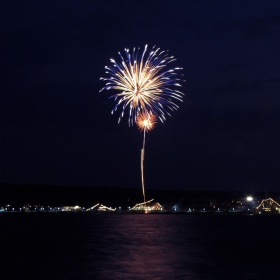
left=247, top=196, right=253, bottom=202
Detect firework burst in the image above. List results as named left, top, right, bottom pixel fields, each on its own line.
left=100, top=45, right=184, bottom=125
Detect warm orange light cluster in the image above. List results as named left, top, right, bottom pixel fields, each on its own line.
left=256, top=198, right=280, bottom=210
left=130, top=199, right=163, bottom=211
left=136, top=111, right=157, bottom=132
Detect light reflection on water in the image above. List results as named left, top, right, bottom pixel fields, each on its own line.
left=90, top=214, right=203, bottom=279
left=82, top=214, right=280, bottom=280
left=1, top=213, right=280, bottom=279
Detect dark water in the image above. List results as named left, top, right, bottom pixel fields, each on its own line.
left=0, top=213, right=279, bottom=279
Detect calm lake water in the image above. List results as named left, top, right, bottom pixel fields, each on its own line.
left=0, top=213, right=279, bottom=279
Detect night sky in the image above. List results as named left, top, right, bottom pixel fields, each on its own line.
left=1, top=0, right=280, bottom=192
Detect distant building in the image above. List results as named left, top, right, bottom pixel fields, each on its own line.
left=86, top=203, right=116, bottom=212
left=61, top=206, right=82, bottom=212
left=255, top=198, right=280, bottom=214
left=210, top=199, right=217, bottom=209
left=236, top=196, right=259, bottom=212
left=130, top=199, right=163, bottom=212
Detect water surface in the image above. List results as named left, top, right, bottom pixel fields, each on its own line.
left=0, top=213, right=279, bottom=279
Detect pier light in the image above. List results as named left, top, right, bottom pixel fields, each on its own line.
left=246, top=196, right=253, bottom=202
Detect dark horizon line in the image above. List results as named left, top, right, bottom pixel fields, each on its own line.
left=0, top=182, right=275, bottom=194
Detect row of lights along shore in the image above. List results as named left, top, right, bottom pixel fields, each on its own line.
left=1, top=196, right=280, bottom=214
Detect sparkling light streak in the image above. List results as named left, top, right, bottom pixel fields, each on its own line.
left=136, top=111, right=157, bottom=202
left=100, top=45, right=184, bottom=126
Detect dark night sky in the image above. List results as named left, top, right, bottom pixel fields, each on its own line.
left=1, top=0, right=280, bottom=191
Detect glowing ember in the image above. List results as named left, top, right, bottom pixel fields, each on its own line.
left=136, top=111, right=157, bottom=132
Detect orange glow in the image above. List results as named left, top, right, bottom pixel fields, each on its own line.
left=136, top=111, right=157, bottom=132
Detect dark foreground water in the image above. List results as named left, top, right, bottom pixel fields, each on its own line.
left=0, top=213, right=279, bottom=279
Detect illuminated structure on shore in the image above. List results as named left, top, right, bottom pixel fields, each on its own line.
left=86, top=203, right=116, bottom=212
left=256, top=198, right=280, bottom=213
left=130, top=199, right=163, bottom=212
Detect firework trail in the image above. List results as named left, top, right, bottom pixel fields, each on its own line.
left=100, top=45, right=183, bottom=202
left=136, top=111, right=157, bottom=202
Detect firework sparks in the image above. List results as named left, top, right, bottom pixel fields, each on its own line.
left=100, top=45, right=184, bottom=125
left=136, top=111, right=157, bottom=132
